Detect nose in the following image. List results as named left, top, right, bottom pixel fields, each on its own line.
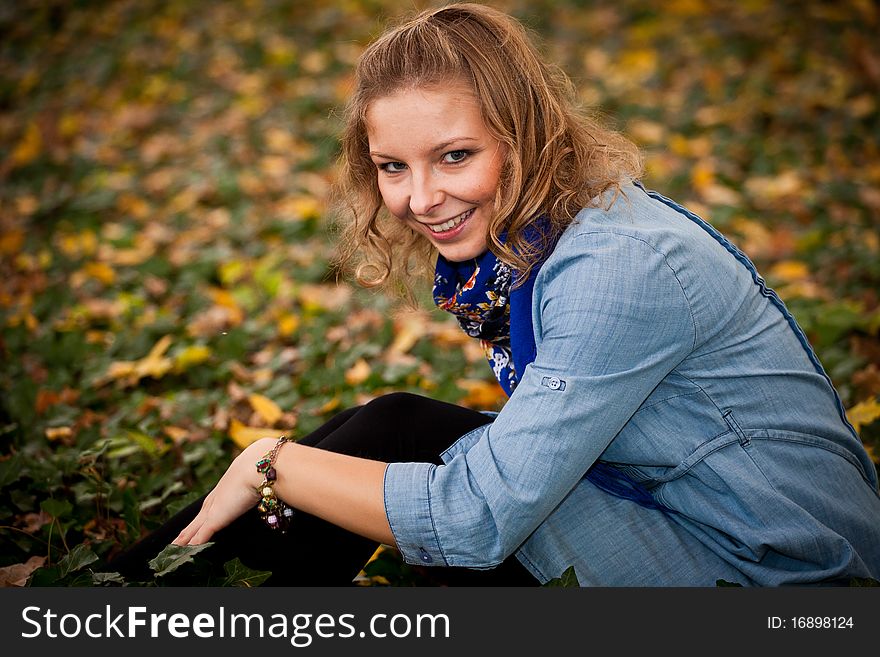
left=408, top=170, right=444, bottom=217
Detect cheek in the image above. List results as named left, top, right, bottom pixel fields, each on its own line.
left=376, top=179, right=406, bottom=218
left=475, top=159, right=504, bottom=200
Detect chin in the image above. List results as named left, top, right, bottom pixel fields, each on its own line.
left=436, top=245, right=488, bottom=262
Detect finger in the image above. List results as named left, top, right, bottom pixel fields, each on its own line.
left=172, top=493, right=216, bottom=545
left=188, top=520, right=217, bottom=546
left=172, top=519, right=200, bottom=546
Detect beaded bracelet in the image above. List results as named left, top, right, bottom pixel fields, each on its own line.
left=255, top=435, right=295, bottom=532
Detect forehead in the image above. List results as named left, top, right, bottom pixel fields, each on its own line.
left=365, top=83, right=486, bottom=151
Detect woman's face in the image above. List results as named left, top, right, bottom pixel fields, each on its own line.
left=365, top=81, right=506, bottom=262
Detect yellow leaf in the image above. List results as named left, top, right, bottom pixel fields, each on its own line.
left=11, top=121, right=42, bottom=166
left=618, top=48, right=657, bottom=81
left=163, top=426, right=189, bottom=443
left=83, top=261, right=116, bottom=285
left=690, top=162, right=715, bottom=190
left=387, top=312, right=427, bottom=357
left=345, top=358, right=371, bottom=386
left=101, top=335, right=173, bottom=386
left=317, top=396, right=340, bottom=414
left=701, top=183, right=742, bottom=207
left=58, top=112, right=82, bottom=138
left=219, top=260, right=247, bottom=286
left=174, top=344, right=212, bottom=371
left=45, top=426, right=73, bottom=441
left=457, top=379, right=506, bottom=409
left=15, top=195, right=38, bottom=215
left=259, top=155, right=290, bottom=178
left=745, top=171, right=803, bottom=202
left=847, top=398, right=880, bottom=434
left=298, top=283, right=351, bottom=313
left=277, top=313, right=300, bottom=337
left=105, top=361, right=136, bottom=380
left=248, top=393, right=283, bottom=425
left=207, top=287, right=244, bottom=324
left=139, top=335, right=173, bottom=372
left=627, top=119, right=666, bottom=145
left=229, top=418, right=280, bottom=449
left=769, top=260, right=810, bottom=283
left=277, top=196, right=321, bottom=221
left=0, top=229, right=24, bottom=255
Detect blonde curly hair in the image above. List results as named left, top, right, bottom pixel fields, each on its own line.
left=332, top=2, right=642, bottom=297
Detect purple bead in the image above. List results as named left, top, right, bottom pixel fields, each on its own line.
left=266, top=467, right=276, bottom=481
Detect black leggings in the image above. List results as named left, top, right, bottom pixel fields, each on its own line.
left=106, top=392, right=538, bottom=586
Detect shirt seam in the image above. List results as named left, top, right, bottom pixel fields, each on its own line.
left=424, top=464, right=450, bottom=566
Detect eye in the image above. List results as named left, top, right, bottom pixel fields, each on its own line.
left=443, top=150, right=470, bottom=164
left=378, top=161, right=407, bottom=174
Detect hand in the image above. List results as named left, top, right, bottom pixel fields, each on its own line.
left=173, top=437, right=276, bottom=546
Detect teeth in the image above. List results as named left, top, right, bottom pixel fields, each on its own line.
left=428, top=209, right=472, bottom=233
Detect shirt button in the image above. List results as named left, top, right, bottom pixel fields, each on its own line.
left=419, top=547, right=433, bottom=563
left=548, top=376, right=561, bottom=390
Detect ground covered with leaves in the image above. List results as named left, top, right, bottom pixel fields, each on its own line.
left=1, top=0, right=879, bottom=586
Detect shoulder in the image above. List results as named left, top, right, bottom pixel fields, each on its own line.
left=541, top=182, right=740, bottom=290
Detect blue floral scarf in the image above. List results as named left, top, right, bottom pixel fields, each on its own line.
left=433, top=248, right=519, bottom=395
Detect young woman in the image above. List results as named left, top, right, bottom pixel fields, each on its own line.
left=110, top=3, right=880, bottom=586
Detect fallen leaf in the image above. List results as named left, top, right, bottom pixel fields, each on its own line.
left=386, top=311, right=428, bottom=358
left=456, top=379, right=506, bottom=409
left=0, top=556, right=47, bottom=587
left=10, top=122, right=42, bottom=167
left=228, top=418, right=282, bottom=449
left=316, top=396, right=341, bottom=414
left=99, top=335, right=174, bottom=387
left=345, top=358, right=371, bottom=386
left=0, top=229, right=24, bottom=255
left=248, top=393, right=282, bottom=425
left=848, top=398, right=880, bottom=434
left=768, top=260, right=810, bottom=282
left=82, top=261, right=116, bottom=285
left=163, top=425, right=189, bottom=443
left=277, top=312, right=300, bottom=337
left=174, top=344, right=212, bottom=371
left=45, top=426, right=73, bottom=441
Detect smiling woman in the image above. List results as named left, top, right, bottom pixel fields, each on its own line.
left=106, top=3, right=880, bottom=587
left=366, top=82, right=505, bottom=262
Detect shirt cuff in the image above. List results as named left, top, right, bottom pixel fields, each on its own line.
left=383, top=461, right=447, bottom=567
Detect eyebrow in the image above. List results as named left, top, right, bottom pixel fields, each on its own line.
left=369, top=137, right=478, bottom=159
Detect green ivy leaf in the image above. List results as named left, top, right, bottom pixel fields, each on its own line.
left=56, top=543, right=99, bottom=579
left=847, top=577, right=879, bottom=587
left=0, top=453, right=25, bottom=488
left=40, top=498, right=73, bottom=519
left=149, top=542, right=214, bottom=577
left=543, top=565, right=580, bottom=587
left=122, top=488, right=141, bottom=540
left=222, top=558, right=272, bottom=587
left=92, top=571, right=127, bottom=586
left=27, top=565, right=63, bottom=587
left=716, top=579, right=744, bottom=587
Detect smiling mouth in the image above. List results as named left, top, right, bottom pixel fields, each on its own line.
left=427, top=208, right=474, bottom=233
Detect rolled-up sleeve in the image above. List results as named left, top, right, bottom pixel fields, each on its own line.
left=384, top=230, right=697, bottom=568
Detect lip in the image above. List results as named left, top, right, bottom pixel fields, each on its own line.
left=419, top=208, right=475, bottom=242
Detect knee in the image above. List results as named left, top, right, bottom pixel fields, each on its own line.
left=361, top=392, right=430, bottom=425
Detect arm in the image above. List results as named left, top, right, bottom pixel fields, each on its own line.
left=174, top=437, right=393, bottom=546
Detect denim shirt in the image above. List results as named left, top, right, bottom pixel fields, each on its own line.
left=383, top=183, right=880, bottom=585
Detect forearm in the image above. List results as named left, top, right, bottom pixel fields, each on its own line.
left=257, top=438, right=394, bottom=546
